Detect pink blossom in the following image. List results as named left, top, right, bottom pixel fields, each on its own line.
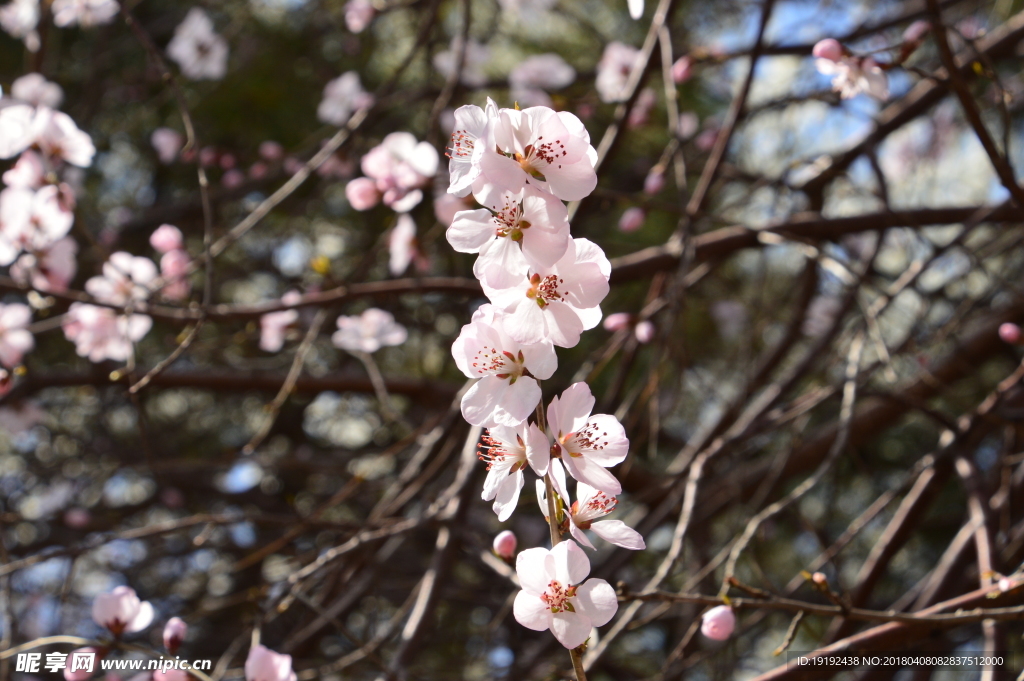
left=1000, top=323, right=1022, bottom=345
left=433, top=37, right=491, bottom=88
left=219, top=153, right=236, bottom=170
left=249, top=161, right=269, bottom=179
left=701, top=605, right=735, bottom=641
left=159, top=249, right=191, bottom=300
left=51, top=0, right=117, bottom=27
left=11, top=72, right=62, bottom=108
left=91, top=586, right=154, bottom=636
left=167, top=8, right=229, bottom=81
left=627, top=87, right=656, bottom=128
left=199, top=146, right=218, bottom=167
left=360, top=132, right=439, bottom=212
left=85, top=251, right=157, bottom=305
left=671, top=55, right=693, bottom=84
left=540, top=470, right=645, bottom=550
left=163, top=617, right=187, bottom=654
left=479, top=421, right=550, bottom=520
left=151, top=128, right=183, bottom=164
left=32, top=107, right=96, bottom=167
left=510, top=53, right=575, bottom=87
left=318, top=72, right=373, bottom=126
left=618, top=207, right=645, bottom=232
left=259, top=141, right=284, bottom=161
left=513, top=540, right=618, bottom=649
left=433, top=192, right=471, bottom=225
left=150, top=224, right=184, bottom=253
left=634, top=320, right=654, bottom=343
left=344, top=0, right=375, bottom=33
left=447, top=184, right=570, bottom=288
left=999, top=576, right=1019, bottom=592
left=63, top=648, right=100, bottom=681
left=678, top=112, right=699, bottom=138
left=3, top=150, right=44, bottom=188
left=63, top=303, right=152, bottom=362
left=0, top=302, right=33, bottom=367
left=643, top=168, right=665, bottom=195
left=478, top=106, right=597, bottom=202
left=493, top=530, right=517, bottom=560
left=346, top=177, right=381, bottom=211
left=11, top=235, right=77, bottom=291
left=545, top=382, right=628, bottom=494
left=815, top=55, right=889, bottom=100
left=332, top=308, right=407, bottom=353
left=389, top=213, right=425, bottom=276
left=812, top=38, right=843, bottom=62
left=627, top=0, right=643, bottom=18
left=260, top=291, right=301, bottom=353
left=445, top=99, right=498, bottom=198
left=0, top=103, right=35, bottom=159
left=0, top=0, right=39, bottom=52
left=245, top=644, right=296, bottom=681
left=0, top=185, right=75, bottom=264
left=481, top=238, right=610, bottom=348
left=452, top=303, right=556, bottom=428
left=596, top=42, right=640, bottom=103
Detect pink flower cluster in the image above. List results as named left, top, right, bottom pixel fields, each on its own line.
left=439, top=100, right=647, bottom=649
left=812, top=38, right=889, bottom=100
left=346, top=132, right=439, bottom=212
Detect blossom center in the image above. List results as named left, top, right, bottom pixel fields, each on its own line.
left=541, top=580, right=577, bottom=613
left=477, top=432, right=527, bottom=474
left=560, top=421, right=610, bottom=457
left=470, top=345, right=526, bottom=382
left=525, top=273, right=565, bottom=309
left=571, top=491, right=617, bottom=527
left=447, top=129, right=475, bottom=159
left=492, top=197, right=531, bottom=242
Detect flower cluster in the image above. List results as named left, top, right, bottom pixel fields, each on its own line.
left=441, top=100, right=645, bottom=649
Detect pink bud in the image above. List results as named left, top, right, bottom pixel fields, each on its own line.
left=64, top=648, right=100, bottom=681
left=811, top=572, right=827, bottom=586
left=64, top=508, right=91, bottom=528
left=345, top=0, right=375, bottom=33
left=493, top=530, right=517, bottom=560
left=812, top=38, right=843, bottom=62
left=999, top=577, right=1017, bottom=592
left=701, top=605, right=735, bottom=641
left=643, top=169, right=665, bottom=195
left=219, top=153, right=236, bottom=170
left=259, top=141, right=284, bottom=161
left=634, top=320, right=655, bottom=344
left=284, top=157, right=304, bottom=174
left=346, top=177, right=382, bottom=211
left=1000, top=323, right=1022, bottom=344
left=903, top=20, right=931, bottom=45
left=221, top=169, right=245, bottom=189
left=671, top=55, right=693, bottom=84
left=163, top=617, right=187, bottom=653
left=150, top=224, right=184, bottom=254
left=603, top=312, right=632, bottom=332
left=199, top=146, right=218, bottom=167
left=618, top=207, right=645, bottom=233
left=150, top=128, right=183, bottom=165
left=249, top=161, right=269, bottom=179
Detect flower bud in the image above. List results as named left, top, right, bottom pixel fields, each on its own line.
left=643, top=168, right=665, bottom=195
left=812, top=571, right=827, bottom=586
left=163, top=616, right=187, bottom=654
left=902, top=20, right=931, bottom=45
left=812, top=38, right=843, bottom=62
left=603, top=312, right=632, bottom=332
left=634, top=320, right=655, bottom=344
left=701, top=605, right=735, bottom=641
left=150, top=224, right=184, bottom=254
left=999, top=576, right=1018, bottom=592
left=618, top=207, right=645, bottom=233
left=671, top=55, right=693, bottom=84
left=1000, top=323, right=1022, bottom=345
left=259, top=141, right=284, bottom=161
left=493, top=530, right=517, bottom=560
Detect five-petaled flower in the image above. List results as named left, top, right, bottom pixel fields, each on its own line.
left=479, top=421, right=549, bottom=521
left=91, top=586, right=154, bottom=636
left=545, top=382, right=628, bottom=494
left=513, top=539, right=618, bottom=649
